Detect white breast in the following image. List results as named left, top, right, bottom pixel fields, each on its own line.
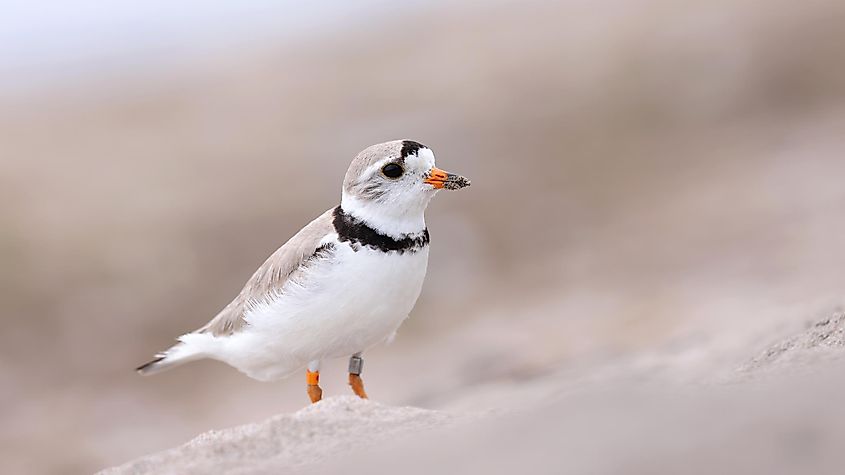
left=216, top=236, right=429, bottom=381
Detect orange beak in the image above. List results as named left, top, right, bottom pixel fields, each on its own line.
left=423, top=166, right=471, bottom=190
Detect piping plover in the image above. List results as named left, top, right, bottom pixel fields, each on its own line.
left=137, top=140, right=470, bottom=403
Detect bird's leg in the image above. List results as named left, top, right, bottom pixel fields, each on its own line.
left=348, top=353, right=368, bottom=399
left=306, top=360, right=322, bottom=404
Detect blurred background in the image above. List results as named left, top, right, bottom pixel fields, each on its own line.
left=2, top=0, right=845, bottom=473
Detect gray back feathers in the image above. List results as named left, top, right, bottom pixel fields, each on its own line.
left=197, top=209, right=335, bottom=336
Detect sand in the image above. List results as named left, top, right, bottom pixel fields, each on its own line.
left=101, top=311, right=845, bottom=475
left=101, top=396, right=461, bottom=475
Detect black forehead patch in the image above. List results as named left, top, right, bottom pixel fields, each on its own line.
left=400, top=140, right=428, bottom=159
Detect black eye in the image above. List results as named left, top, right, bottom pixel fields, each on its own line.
left=381, top=163, right=404, bottom=178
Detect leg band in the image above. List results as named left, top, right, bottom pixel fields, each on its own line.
left=348, top=355, right=364, bottom=376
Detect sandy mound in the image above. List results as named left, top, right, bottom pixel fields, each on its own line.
left=99, top=397, right=457, bottom=475
left=743, top=311, right=845, bottom=374
left=101, top=311, right=845, bottom=475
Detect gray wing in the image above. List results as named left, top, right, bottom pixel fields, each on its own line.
left=196, top=208, right=336, bottom=337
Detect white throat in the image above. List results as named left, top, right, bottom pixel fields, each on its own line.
left=340, top=191, right=428, bottom=238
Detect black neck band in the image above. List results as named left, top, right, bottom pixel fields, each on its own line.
left=332, top=206, right=429, bottom=254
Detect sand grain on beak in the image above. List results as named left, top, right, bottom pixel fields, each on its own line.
left=424, top=167, right=471, bottom=190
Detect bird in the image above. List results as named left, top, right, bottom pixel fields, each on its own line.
left=136, top=140, right=470, bottom=403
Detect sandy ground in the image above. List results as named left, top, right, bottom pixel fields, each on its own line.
left=100, top=397, right=463, bottom=475
left=102, top=311, right=845, bottom=474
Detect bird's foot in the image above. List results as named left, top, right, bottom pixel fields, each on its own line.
left=348, top=373, right=368, bottom=399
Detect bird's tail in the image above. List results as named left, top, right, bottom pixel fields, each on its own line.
left=136, top=334, right=217, bottom=375
left=135, top=355, right=173, bottom=375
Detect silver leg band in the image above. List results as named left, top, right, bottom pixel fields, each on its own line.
left=348, top=355, right=364, bottom=375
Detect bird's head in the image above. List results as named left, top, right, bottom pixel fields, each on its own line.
left=340, top=140, right=470, bottom=236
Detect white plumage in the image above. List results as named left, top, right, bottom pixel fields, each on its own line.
left=186, top=236, right=429, bottom=381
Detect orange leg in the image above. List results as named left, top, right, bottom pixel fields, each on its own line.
left=348, top=354, right=368, bottom=399
left=349, top=374, right=368, bottom=399
left=306, top=370, right=322, bottom=403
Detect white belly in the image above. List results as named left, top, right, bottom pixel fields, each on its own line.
left=217, top=240, right=429, bottom=381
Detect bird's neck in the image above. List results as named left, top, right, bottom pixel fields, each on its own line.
left=339, top=192, right=428, bottom=239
